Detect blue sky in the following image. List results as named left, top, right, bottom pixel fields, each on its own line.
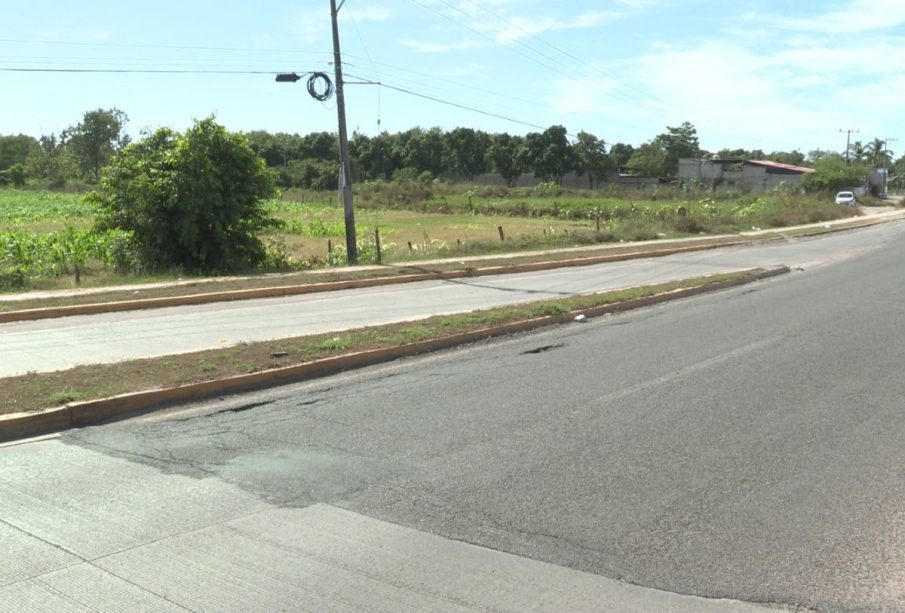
left=2, top=0, right=903, bottom=156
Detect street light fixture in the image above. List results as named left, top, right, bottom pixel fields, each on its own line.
left=275, top=73, right=301, bottom=83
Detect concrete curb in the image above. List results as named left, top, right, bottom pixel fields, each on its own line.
left=0, top=265, right=789, bottom=442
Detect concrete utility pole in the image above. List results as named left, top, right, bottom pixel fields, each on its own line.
left=330, top=0, right=358, bottom=264
left=882, top=137, right=898, bottom=197
left=840, top=128, right=859, bottom=165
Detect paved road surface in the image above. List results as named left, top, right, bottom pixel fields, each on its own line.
left=1, top=221, right=904, bottom=377
left=2, top=223, right=905, bottom=610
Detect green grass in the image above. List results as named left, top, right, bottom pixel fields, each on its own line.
left=0, top=184, right=861, bottom=291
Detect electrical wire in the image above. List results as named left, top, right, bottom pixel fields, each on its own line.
left=344, top=72, right=549, bottom=132
left=460, top=0, right=667, bottom=107
left=0, top=37, right=330, bottom=56
left=306, top=72, right=335, bottom=101
left=407, top=0, right=660, bottom=110
left=0, top=67, right=282, bottom=75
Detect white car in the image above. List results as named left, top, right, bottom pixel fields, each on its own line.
left=835, top=191, right=857, bottom=207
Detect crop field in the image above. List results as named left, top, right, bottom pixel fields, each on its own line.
left=1, top=185, right=859, bottom=291
left=0, top=189, right=95, bottom=231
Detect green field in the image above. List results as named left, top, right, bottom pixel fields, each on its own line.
left=0, top=185, right=859, bottom=292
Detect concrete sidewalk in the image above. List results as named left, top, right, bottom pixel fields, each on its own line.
left=0, top=439, right=782, bottom=612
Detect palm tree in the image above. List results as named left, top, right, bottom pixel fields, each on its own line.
left=868, top=138, right=893, bottom=169
left=847, top=140, right=867, bottom=164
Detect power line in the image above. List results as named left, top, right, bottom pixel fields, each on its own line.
left=0, top=37, right=330, bottom=56
left=459, top=0, right=667, bottom=107
left=345, top=73, right=550, bottom=132
left=409, top=0, right=661, bottom=110
left=0, top=67, right=299, bottom=75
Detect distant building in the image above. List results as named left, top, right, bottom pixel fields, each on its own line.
left=678, top=158, right=815, bottom=192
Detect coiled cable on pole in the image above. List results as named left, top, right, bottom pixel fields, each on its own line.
left=306, top=72, right=335, bottom=101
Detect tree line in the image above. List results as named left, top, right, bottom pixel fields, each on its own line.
left=0, top=108, right=900, bottom=191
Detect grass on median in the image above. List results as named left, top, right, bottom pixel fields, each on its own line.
left=0, top=270, right=760, bottom=416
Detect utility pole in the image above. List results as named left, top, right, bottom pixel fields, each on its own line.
left=882, top=137, right=898, bottom=197
left=330, top=0, right=358, bottom=264
left=840, top=128, right=859, bottom=165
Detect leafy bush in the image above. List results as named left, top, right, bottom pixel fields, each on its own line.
left=91, top=117, right=276, bottom=273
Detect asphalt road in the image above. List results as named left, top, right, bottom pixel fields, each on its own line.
left=2, top=221, right=905, bottom=610
left=2, top=221, right=904, bottom=377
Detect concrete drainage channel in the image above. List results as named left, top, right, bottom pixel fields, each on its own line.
left=0, top=266, right=790, bottom=443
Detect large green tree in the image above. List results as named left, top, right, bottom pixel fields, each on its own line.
left=867, top=138, right=893, bottom=168
left=444, top=127, right=489, bottom=180
left=486, top=133, right=525, bottom=187
left=92, top=117, right=275, bottom=273
left=63, top=108, right=130, bottom=183
left=0, top=134, right=39, bottom=172
left=608, top=143, right=635, bottom=170
left=627, top=141, right=668, bottom=177
left=655, top=121, right=701, bottom=175
left=524, top=125, right=575, bottom=184
left=572, top=131, right=611, bottom=188
left=26, top=134, right=75, bottom=188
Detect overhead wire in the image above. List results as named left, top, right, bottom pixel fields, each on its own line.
left=408, top=0, right=662, bottom=110
left=460, top=0, right=667, bottom=107
left=407, top=1, right=808, bottom=149
left=344, top=72, right=549, bottom=132
left=0, top=67, right=283, bottom=75
left=0, top=37, right=331, bottom=56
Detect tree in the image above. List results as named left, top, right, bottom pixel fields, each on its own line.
left=608, top=143, right=635, bottom=170
left=572, top=131, right=611, bottom=188
left=92, top=117, right=276, bottom=273
left=767, top=150, right=806, bottom=166
left=486, top=133, right=524, bottom=187
left=867, top=138, right=893, bottom=168
left=0, top=134, right=39, bottom=171
left=26, top=134, right=75, bottom=188
left=396, top=127, right=445, bottom=177
left=627, top=141, right=668, bottom=177
left=524, top=125, right=575, bottom=183
left=802, top=154, right=869, bottom=193
left=847, top=140, right=867, bottom=165
left=655, top=121, right=701, bottom=175
left=807, top=149, right=835, bottom=164
left=444, top=127, right=489, bottom=180
left=4, top=163, right=27, bottom=187
left=62, top=108, right=130, bottom=183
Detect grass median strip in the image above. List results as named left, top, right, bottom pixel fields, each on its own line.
left=0, top=268, right=767, bottom=417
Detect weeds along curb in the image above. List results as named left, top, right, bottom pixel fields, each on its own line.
left=0, top=265, right=789, bottom=442
left=0, top=237, right=767, bottom=323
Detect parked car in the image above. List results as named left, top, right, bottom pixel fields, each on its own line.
left=835, top=191, right=857, bottom=206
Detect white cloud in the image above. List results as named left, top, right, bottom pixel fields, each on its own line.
left=778, top=0, right=905, bottom=34
left=494, top=11, right=622, bottom=43
left=555, top=32, right=905, bottom=151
